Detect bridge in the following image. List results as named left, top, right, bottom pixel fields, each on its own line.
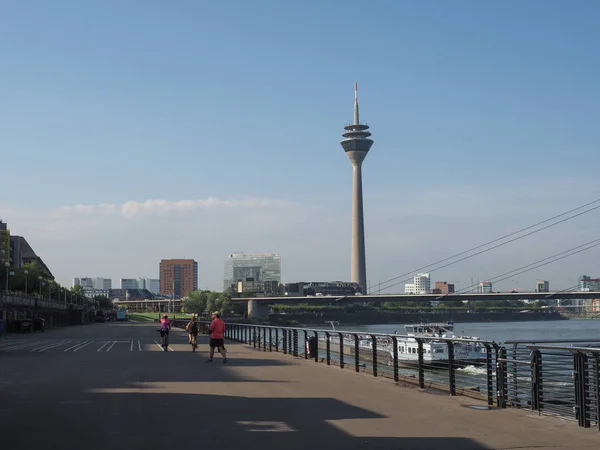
left=233, top=291, right=600, bottom=318
left=1, top=321, right=599, bottom=449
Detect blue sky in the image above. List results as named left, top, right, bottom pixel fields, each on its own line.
left=1, top=1, right=599, bottom=292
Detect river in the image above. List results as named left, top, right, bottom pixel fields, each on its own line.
left=338, top=318, right=600, bottom=343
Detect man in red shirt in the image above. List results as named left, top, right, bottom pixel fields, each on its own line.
left=207, top=311, right=228, bottom=363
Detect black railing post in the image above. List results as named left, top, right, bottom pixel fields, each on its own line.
left=497, top=345, right=507, bottom=408
left=392, top=336, right=399, bottom=383
left=594, top=354, right=600, bottom=432
left=282, top=329, right=287, bottom=354
left=371, top=334, right=378, bottom=377
left=574, top=351, right=591, bottom=428
left=303, top=330, right=308, bottom=359
left=276, top=328, right=280, bottom=352
left=293, top=330, right=298, bottom=357
left=288, top=330, right=293, bottom=355
left=269, top=328, right=273, bottom=352
left=253, top=327, right=258, bottom=349
left=447, top=340, right=456, bottom=396
left=484, top=343, right=494, bottom=406
left=325, top=332, right=331, bottom=366
left=530, top=349, right=543, bottom=413
left=313, top=331, right=319, bottom=362
left=338, top=332, right=345, bottom=369
left=417, top=338, right=425, bottom=389
left=244, top=326, right=248, bottom=344
left=353, top=334, right=360, bottom=372
left=263, top=327, right=267, bottom=351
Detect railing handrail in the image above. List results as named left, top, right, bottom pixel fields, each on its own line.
left=505, top=338, right=600, bottom=344
left=525, top=344, right=600, bottom=353
left=199, top=321, right=497, bottom=344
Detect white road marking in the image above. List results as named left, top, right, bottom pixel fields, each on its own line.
left=105, top=341, right=117, bottom=352
left=137, top=340, right=142, bottom=351
left=97, top=342, right=110, bottom=352
left=64, top=341, right=90, bottom=352
left=130, top=340, right=133, bottom=352
left=31, top=340, right=71, bottom=352
left=0, top=340, right=46, bottom=352
left=73, top=341, right=93, bottom=352
left=237, top=421, right=297, bottom=432
left=154, top=339, right=174, bottom=351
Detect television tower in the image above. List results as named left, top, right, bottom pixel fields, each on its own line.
left=340, top=83, right=373, bottom=294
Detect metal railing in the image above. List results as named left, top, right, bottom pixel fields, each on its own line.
left=501, top=339, right=600, bottom=429
left=195, top=322, right=600, bottom=431
left=0, top=293, right=78, bottom=310
left=192, top=321, right=500, bottom=406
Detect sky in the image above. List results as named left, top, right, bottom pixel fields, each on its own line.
left=1, top=1, right=600, bottom=293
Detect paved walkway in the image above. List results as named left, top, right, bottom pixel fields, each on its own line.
left=1, top=323, right=599, bottom=449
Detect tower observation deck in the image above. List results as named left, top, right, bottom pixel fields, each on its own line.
left=340, top=83, right=373, bottom=294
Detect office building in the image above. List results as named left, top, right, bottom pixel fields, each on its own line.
left=120, top=278, right=139, bottom=290
left=0, top=220, right=10, bottom=265
left=224, top=252, right=281, bottom=291
left=535, top=280, right=549, bottom=293
left=340, top=83, right=374, bottom=294
left=434, top=281, right=455, bottom=295
left=9, top=235, right=53, bottom=278
left=74, top=277, right=112, bottom=290
left=159, top=259, right=198, bottom=299
left=138, top=278, right=160, bottom=295
left=478, top=281, right=493, bottom=294
left=405, top=273, right=431, bottom=294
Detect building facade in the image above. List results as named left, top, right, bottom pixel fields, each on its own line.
left=160, top=259, right=198, bottom=299
left=478, top=281, right=493, bottom=294
left=74, top=277, right=112, bottom=290
left=0, top=220, right=10, bottom=266
left=535, top=280, right=549, bottom=293
left=9, top=235, right=53, bottom=278
left=223, top=253, right=281, bottom=291
left=434, top=281, right=455, bottom=295
left=405, top=273, right=431, bottom=294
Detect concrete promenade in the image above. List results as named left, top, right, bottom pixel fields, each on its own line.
left=1, top=323, right=599, bottom=449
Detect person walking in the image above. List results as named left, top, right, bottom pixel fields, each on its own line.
left=206, top=311, right=227, bottom=363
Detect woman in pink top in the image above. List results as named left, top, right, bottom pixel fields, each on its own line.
left=207, top=311, right=228, bottom=363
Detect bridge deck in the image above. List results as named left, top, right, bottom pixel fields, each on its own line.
left=1, top=323, right=599, bottom=450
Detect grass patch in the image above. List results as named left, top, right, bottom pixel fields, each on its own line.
left=128, top=313, right=160, bottom=322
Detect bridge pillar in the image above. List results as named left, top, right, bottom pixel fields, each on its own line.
left=248, top=300, right=269, bottom=320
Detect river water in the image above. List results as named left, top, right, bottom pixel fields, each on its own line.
left=339, top=318, right=600, bottom=343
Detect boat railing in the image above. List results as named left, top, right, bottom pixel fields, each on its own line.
left=199, top=321, right=600, bottom=432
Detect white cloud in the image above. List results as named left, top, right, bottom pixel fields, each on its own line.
left=2, top=185, right=599, bottom=293
left=49, top=196, right=293, bottom=219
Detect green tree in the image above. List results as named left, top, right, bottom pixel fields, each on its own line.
left=93, top=295, right=112, bottom=309
left=183, top=290, right=209, bottom=314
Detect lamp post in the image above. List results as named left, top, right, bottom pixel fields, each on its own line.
left=4, top=262, right=9, bottom=292
left=24, top=269, right=29, bottom=295
left=39, top=276, right=43, bottom=296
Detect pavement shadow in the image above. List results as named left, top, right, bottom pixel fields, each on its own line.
left=1, top=390, right=491, bottom=450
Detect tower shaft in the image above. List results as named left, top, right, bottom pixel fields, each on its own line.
left=340, top=83, right=373, bottom=295
left=351, top=160, right=367, bottom=293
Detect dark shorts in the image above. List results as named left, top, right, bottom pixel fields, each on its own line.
left=160, top=329, right=169, bottom=337
left=209, top=338, right=225, bottom=348
left=189, top=330, right=198, bottom=336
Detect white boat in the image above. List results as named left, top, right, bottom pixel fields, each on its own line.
left=319, top=321, right=488, bottom=368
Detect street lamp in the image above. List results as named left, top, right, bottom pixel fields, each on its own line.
left=24, top=269, right=29, bottom=295
left=4, top=262, right=9, bottom=292
left=38, top=276, right=43, bottom=296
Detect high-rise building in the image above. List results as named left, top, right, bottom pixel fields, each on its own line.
left=0, top=220, right=10, bottom=266
left=224, top=252, right=281, bottom=291
left=74, top=277, right=112, bottom=290
left=138, top=278, right=160, bottom=294
left=120, top=278, right=139, bottom=290
left=535, top=280, right=549, bottom=293
left=405, top=273, right=431, bottom=294
left=159, top=259, right=198, bottom=298
left=478, top=281, right=493, bottom=294
left=340, top=83, right=373, bottom=294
